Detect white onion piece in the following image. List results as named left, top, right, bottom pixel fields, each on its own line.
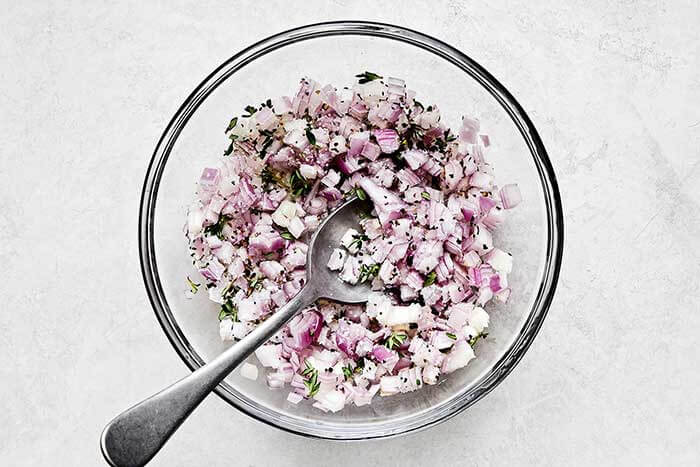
left=240, top=363, right=259, bottom=381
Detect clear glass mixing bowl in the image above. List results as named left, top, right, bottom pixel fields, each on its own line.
left=139, top=21, right=564, bottom=440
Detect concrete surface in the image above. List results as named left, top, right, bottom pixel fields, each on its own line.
left=1, top=1, right=698, bottom=466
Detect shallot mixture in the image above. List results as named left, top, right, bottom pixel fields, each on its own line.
left=185, top=72, right=522, bottom=412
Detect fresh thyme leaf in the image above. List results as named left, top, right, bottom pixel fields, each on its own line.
left=225, top=117, right=238, bottom=133
left=289, top=169, right=311, bottom=199
left=342, top=365, right=354, bottom=380
left=204, top=215, right=233, bottom=239
left=446, top=332, right=457, bottom=340
left=421, top=191, right=431, bottom=200
left=358, top=263, right=380, bottom=283
left=218, top=300, right=238, bottom=322
left=248, top=274, right=263, bottom=292
left=186, top=276, right=200, bottom=294
left=301, top=360, right=315, bottom=377
left=301, top=360, right=320, bottom=396
left=265, top=98, right=272, bottom=108
left=259, top=135, right=274, bottom=158
left=305, top=126, right=317, bottom=146
left=400, top=123, right=425, bottom=150
left=433, top=138, right=447, bottom=152
left=348, top=233, right=369, bottom=252
left=469, top=332, right=488, bottom=347
left=223, top=141, right=234, bottom=156
left=243, top=105, right=257, bottom=117
left=221, top=281, right=237, bottom=299
left=304, top=378, right=320, bottom=397
left=261, top=167, right=276, bottom=186
left=344, top=187, right=367, bottom=201
left=280, top=231, right=294, bottom=241
left=385, top=332, right=408, bottom=350
left=423, top=271, right=437, bottom=287
left=355, top=71, right=383, bottom=84
left=432, top=129, right=457, bottom=152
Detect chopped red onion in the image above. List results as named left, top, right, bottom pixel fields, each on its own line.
left=358, top=178, right=407, bottom=226
left=396, top=168, right=421, bottom=187
left=459, top=117, right=480, bottom=144
left=186, top=74, right=520, bottom=412
left=499, top=183, right=522, bottom=209
left=373, top=129, right=400, bottom=153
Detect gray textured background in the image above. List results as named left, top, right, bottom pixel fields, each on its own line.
left=1, top=1, right=699, bottom=466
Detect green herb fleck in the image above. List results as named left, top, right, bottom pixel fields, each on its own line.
left=289, top=169, right=311, bottom=198
left=258, top=135, right=274, bottom=158
left=225, top=117, right=238, bottom=133
left=261, top=167, right=276, bottom=186
left=221, top=281, right=237, bottom=300
left=385, top=332, right=408, bottom=350
left=243, top=105, right=257, bottom=117
left=301, top=360, right=320, bottom=397
left=348, top=233, right=369, bottom=252
left=432, top=129, right=457, bottom=152
left=342, top=365, right=354, bottom=381
left=358, top=263, right=380, bottom=284
left=355, top=71, right=383, bottom=84
left=421, top=191, right=431, bottom=200
left=280, top=231, right=295, bottom=241
left=399, top=123, right=425, bottom=150
left=304, top=378, right=320, bottom=397
left=204, top=214, right=233, bottom=240
left=218, top=300, right=238, bottom=322
left=305, top=126, right=317, bottom=146
left=433, top=138, right=447, bottom=152
left=186, top=276, right=200, bottom=294
left=423, top=271, right=437, bottom=287
left=345, top=186, right=367, bottom=201
left=248, top=274, right=263, bottom=292
left=469, top=332, right=489, bottom=347
left=223, top=141, right=234, bottom=156
left=446, top=332, right=457, bottom=340
left=301, top=360, right=315, bottom=377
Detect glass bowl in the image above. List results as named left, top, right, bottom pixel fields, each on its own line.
left=139, top=21, right=564, bottom=440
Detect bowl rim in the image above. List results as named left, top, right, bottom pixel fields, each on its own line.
left=139, top=20, right=564, bottom=440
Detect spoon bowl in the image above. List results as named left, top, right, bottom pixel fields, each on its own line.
left=307, top=197, right=373, bottom=304
left=102, top=196, right=371, bottom=466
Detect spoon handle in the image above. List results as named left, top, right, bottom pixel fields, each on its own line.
left=101, top=284, right=317, bottom=467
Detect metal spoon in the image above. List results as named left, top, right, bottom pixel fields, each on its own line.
left=101, top=197, right=371, bottom=467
